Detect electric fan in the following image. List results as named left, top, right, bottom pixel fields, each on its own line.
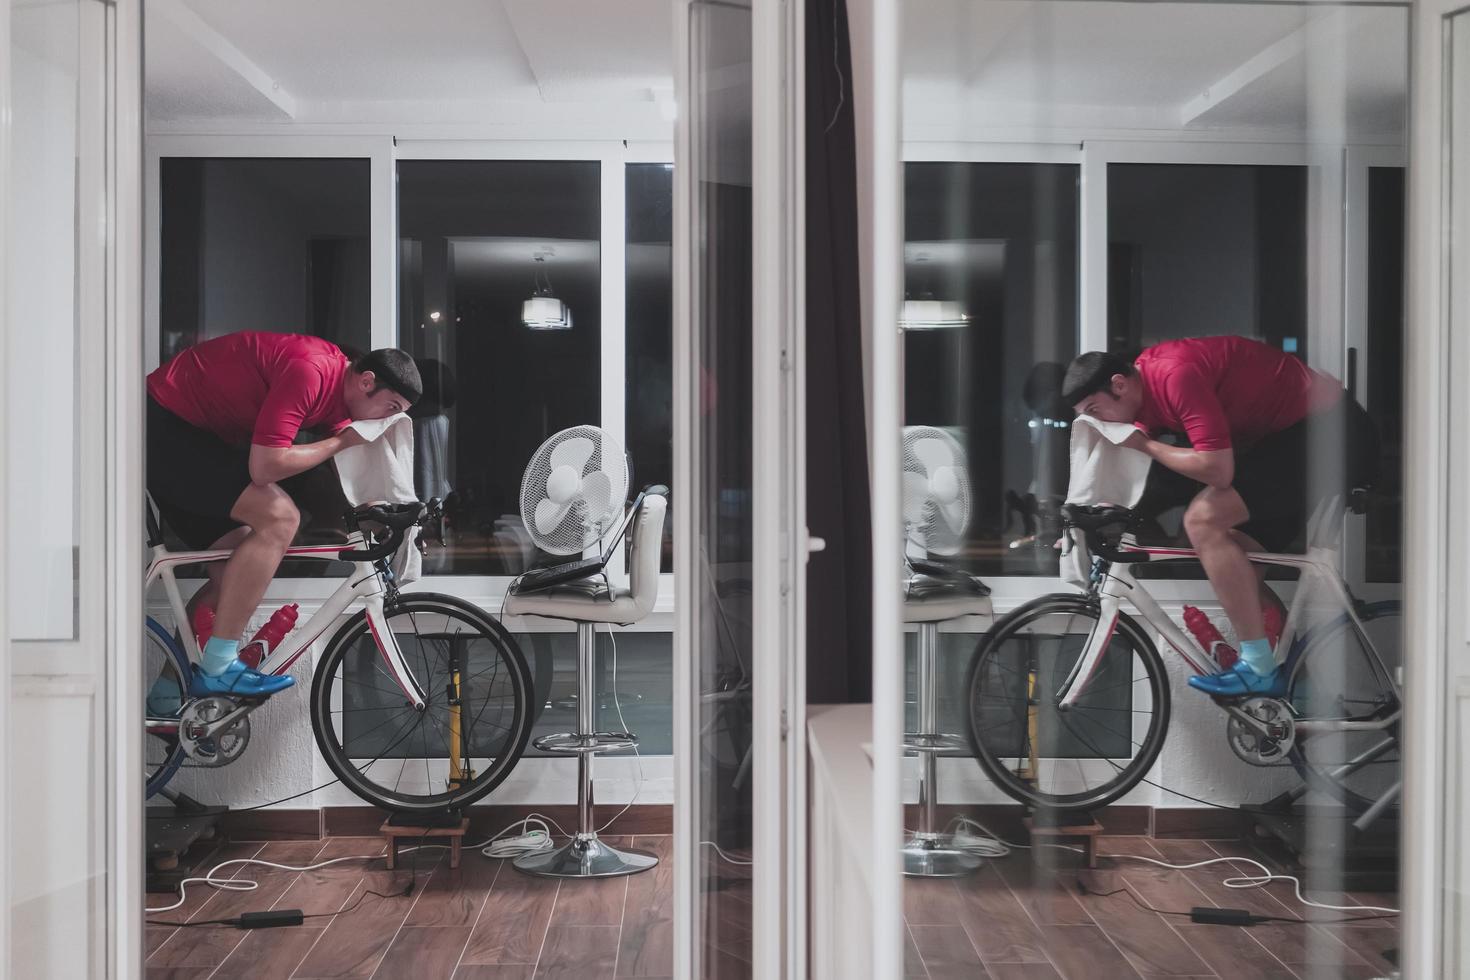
left=901, top=425, right=971, bottom=557
left=519, top=426, right=630, bottom=555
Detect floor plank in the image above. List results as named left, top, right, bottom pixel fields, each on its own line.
left=372, top=925, right=473, bottom=979
left=617, top=836, right=673, bottom=977
left=458, top=866, right=560, bottom=966
left=983, top=964, right=1064, bottom=980
left=213, top=927, right=326, bottom=979
left=953, top=864, right=1050, bottom=963
left=1071, top=867, right=1214, bottom=977
left=453, top=968, right=537, bottom=980
left=534, top=924, right=620, bottom=979
left=1171, top=924, right=1296, bottom=980
left=1040, top=923, right=1142, bottom=980
left=904, top=878, right=963, bottom=926
left=405, top=853, right=502, bottom=928
left=992, top=857, right=1094, bottom=927
left=910, top=924, right=986, bottom=980
left=904, top=922, right=930, bottom=978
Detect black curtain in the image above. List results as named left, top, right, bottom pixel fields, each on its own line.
left=805, top=0, right=872, bottom=703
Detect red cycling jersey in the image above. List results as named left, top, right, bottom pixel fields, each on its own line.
left=1133, top=336, right=1341, bottom=453
left=147, top=332, right=351, bottom=448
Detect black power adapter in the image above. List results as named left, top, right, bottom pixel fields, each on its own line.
left=1188, top=906, right=1257, bottom=926
left=237, top=909, right=305, bottom=929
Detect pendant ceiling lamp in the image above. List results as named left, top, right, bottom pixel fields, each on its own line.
left=522, top=253, right=573, bottom=331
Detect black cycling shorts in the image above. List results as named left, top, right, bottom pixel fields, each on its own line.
left=1133, top=396, right=1380, bottom=553
left=146, top=396, right=350, bottom=550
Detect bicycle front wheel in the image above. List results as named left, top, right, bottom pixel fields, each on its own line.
left=965, top=594, right=1171, bottom=811
left=311, top=594, right=533, bottom=812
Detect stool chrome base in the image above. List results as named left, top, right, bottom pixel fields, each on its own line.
left=514, top=834, right=658, bottom=879
left=902, top=834, right=983, bottom=878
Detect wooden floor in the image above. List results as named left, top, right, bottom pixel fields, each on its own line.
left=145, top=835, right=673, bottom=979
left=904, top=836, right=1400, bottom=980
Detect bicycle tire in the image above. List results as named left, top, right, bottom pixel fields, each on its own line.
left=310, top=593, right=534, bottom=812
left=144, top=616, right=190, bottom=799
left=1285, top=599, right=1402, bottom=814
left=964, top=594, right=1171, bottom=812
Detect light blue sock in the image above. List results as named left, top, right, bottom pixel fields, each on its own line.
left=1237, top=637, right=1275, bottom=676
left=201, top=636, right=241, bottom=676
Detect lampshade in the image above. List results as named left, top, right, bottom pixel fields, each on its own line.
left=522, top=295, right=573, bottom=331
left=899, top=299, right=970, bottom=330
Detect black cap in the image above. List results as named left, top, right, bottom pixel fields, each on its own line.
left=353, top=348, right=422, bottom=404
left=1061, top=351, right=1134, bottom=407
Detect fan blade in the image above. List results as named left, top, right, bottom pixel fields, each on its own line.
left=534, top=497, right=573, bottom=536
left=913, top=436, right=958, bottom=477
left=937, top=497, right=970, bottom=536
left=577, top=472, right=616, bottom=524
left=549, top=436, right=595, bottom=476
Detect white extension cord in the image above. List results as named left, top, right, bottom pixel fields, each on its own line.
left=145, top=849, right=438, bottom=914
left=938, top=816, right=1399, bottom=915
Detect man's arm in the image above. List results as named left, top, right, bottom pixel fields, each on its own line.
left=249, top=430, right=365, bottom=486
left=1123, top=431, right=1234, bottom=489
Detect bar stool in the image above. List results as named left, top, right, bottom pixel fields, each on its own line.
left=505, top=492, right=667, bottom=878
left=903, top=576, right=991, bottom=877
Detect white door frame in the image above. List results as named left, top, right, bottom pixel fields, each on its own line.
left=1403, top=1, right=1469, bottom=975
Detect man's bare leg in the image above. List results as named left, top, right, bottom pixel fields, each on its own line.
left=212, top=483, right=299, bottom=644
left=1183, top=486, right=1264, bottom=643
left=186, top=525, right=250, bottom=621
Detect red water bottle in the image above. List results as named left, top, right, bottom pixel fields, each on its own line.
left=241, top=603, right=299, bottom=669
left=1183, top=605, right=1237, bottom=669
left=192, top=604, right=215, bottom=651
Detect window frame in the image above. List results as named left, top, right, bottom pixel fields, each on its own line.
left=145, top=135, right=676, bottom=620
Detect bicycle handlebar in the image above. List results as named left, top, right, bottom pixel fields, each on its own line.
left=1060, top=504, right=1151, bottom=564
left=337, top=501, right=432, bottom=563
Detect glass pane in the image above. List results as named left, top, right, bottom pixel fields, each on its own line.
left=1364, top=167, right=1405, bottom=583
left=903, top=162, right=1079, bottom=575
left=396, top=159, right=601, bottom=576
left=627, top=163, right=675, bottom=572
left=158, top=158, right=371, bottom=362
left=894, top=5, right=1408, bottom=978
left=688, top=0, right=754, bottom=974
left=7, top=0, right=81, bottom=642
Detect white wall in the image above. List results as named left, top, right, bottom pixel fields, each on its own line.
left=6, top=28, right=78, bottom=641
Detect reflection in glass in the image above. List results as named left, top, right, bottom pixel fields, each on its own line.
left=626, top=163, right=676, bottom=571
left=158, top=158, right=372, bottom=362
left=897, top=4, right=1408, bottom=977
left=397, top=160, right=601, bottom=575
left=688, top=0, right=755, bottom=974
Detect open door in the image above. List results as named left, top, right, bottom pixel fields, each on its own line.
left=3, top=0, right=143, bottom=975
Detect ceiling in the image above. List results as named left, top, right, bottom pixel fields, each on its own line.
left=901, top=1, right=1409, bottom=140
left=146, top=0, right=1409, bottom=142
left=145, top=0, right=674, bottom=132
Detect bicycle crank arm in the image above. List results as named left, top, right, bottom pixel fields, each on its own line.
left=1221, top=704, right=1278, bottom=740
left=1293, top=710, right=1400, bottom=736
left=190, top=702, right=258, bottom=739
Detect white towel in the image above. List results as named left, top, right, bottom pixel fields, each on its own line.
left=1065, top=415, right=1151, bottom=508
left=334, top=413, right=421, bottom=584
left=1060, top=416, right=1152, bottom=587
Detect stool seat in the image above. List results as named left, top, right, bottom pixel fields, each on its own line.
left=902, top=591, right=991, bottom=623
left=504, top=579, right=646, bottom=625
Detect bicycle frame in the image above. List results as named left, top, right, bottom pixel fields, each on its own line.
left=1058, top=539, right=1402, bottom=741
left=144, top=534, right=428, bottom=709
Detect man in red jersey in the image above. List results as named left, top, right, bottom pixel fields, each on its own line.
left=1062, top=336, right=1377, bottom=697
left=147, top=332, right=420, bottom=696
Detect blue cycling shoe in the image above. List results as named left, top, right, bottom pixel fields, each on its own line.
left=190, top=659, right=296, bottom=698
left=1188, top=660, right=1287, bottom=698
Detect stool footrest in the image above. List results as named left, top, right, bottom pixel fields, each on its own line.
left=532, top=731, right=639, bottom=755
left=902, top=732, right=969, bottom=753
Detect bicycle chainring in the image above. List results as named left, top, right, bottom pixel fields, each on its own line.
left=1226, top=696, right=1295, bottom=766
left=178, top=696, right=252, bottom=767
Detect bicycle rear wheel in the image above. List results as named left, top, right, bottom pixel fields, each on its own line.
left=1286, top=600, right=1401, bottom=814
left=310, top=594, right=533, bottom=812
left=965, top=595, right=1171, bottom=811
left=144, top=617, right=189, bottom=798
